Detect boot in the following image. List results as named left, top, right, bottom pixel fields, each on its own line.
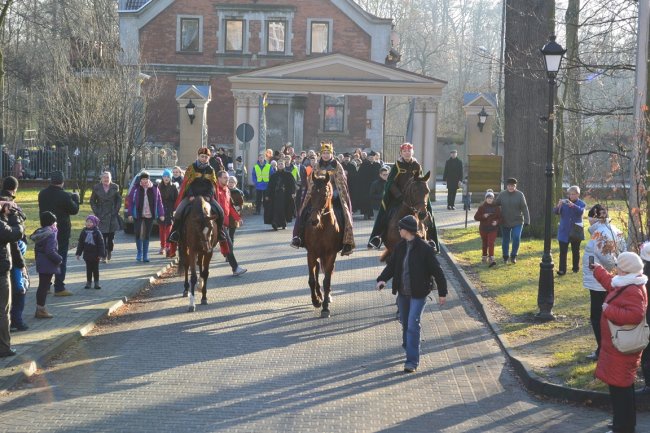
left=481, top=255, right=488, bottom=263
left=106, top=250, right=112, bottom=262
left=142, top=240, right=150, bottom=262
left=136, top=239, right=143, bottom=261
left=35, top=305, right=53, bottom=319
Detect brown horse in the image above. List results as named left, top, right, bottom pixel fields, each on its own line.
left=179, top=196, right=218, bottom=312
left=304, top=172, right=344, bottom=318
left=380, top=172, right=431, bottom=262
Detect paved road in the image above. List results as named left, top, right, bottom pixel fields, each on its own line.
left=0, top=205, right=646, bottom=432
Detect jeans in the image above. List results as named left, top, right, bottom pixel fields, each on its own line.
left=396, top=293, right=428, bottom=368
left=501, top=224, right=523, bottom=259
left=558, top=239, right=581, bottom=273
left=609, top=384, right=636, bottom=433
left=54, top=237, right=69, bottom=292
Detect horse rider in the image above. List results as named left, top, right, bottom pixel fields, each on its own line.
left=291, top=141, right=355, bottom=256
left=168, top=147, right=225, bottom=244
left=367, top=142, right=439, bottom=252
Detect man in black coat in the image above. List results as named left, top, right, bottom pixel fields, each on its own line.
left=376, top=215, right=447, bottom=372
left=0, top=199, right=25, bottom=357
left=264, top=161, right=296, bottom=230
left=38, top=170, right=79, bottom=296
left=442, top=150, right=463, bottom=210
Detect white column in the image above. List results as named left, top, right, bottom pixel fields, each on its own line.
left=233, top=91, right=261, bottom=185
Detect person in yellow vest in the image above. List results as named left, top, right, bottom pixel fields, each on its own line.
left=291, top=141, right=354, bottom=255
left=253, top=153, right=271, bottom=215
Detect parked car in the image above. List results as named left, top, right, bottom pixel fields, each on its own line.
left=123, top=168, right=167, bottom=234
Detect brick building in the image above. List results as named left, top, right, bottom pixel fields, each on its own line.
left=118, top=0, right=445, bottom=177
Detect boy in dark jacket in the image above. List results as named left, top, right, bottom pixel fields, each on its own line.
left=376, top=215, right=447, bottom=373
left=76, top=215, right=106, bottom=290
left=369, top=167, right=388, bottom=213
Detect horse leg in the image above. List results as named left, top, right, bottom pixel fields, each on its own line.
left=183, top=254, right=190, bottom=298
left=307, top=252, right=322, bottom=308
left=320, top=255, right=336, bottom=318
left=200, top=253, right=210, bottom=305
left=188, top=252, right=197, bottom=312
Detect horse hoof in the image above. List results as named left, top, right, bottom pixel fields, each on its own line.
left=188, top=306, right=195, bottom=312
left=321, top=309, right=331, bottom=318
left=312, top=300, right=322, bottom=308
left=182, top=291, right=188, bottom=298
left=201, top=298, right=208, bottom=305
left=326, top=295, right=333, bottom=303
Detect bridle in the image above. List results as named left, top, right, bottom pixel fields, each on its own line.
left=402, top=179, right=428, bottom=215
left=310, top=179, right=333, bottom=227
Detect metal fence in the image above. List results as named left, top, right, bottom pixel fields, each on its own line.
left=0, top=146, right=71, bottom=180
left=383, top=135, right=404, bottom=164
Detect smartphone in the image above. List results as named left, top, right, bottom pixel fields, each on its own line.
left=589, top=256, right=595, bottom=266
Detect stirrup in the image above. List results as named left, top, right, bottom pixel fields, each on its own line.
left=367, top=236, right=381, bottom=249
left=168, top=231, right=179, bottom=243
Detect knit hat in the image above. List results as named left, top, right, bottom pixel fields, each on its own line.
left=236, top=156, right=242, bottom=162
left=616, top=252, right=644, bottom=274
left=50, top=170, right=64, bottom=185
left=485, top=189, right=495, bottom=199
left=162, top=169, right=172, bottom=178
left=640, top=242, right=650, bottom=262
left=2, top=176, right=18, bottom=191
left=86, top=215, right=100, bottom=227
left=398, top=215, right=418, bottom=233
left=40, top=211, right=57, bottom=227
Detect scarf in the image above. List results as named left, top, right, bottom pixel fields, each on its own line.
left=611, top=273, right=648, bottom=288
left=196, top=161, right=210, bottom=170
left=84, top=228, right=96, bottom=246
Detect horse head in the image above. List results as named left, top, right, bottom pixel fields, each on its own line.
left=187, top=196, right=215, bottom=253
left=309, top=172, right=332, bottom=227
left=403, top=171, right=431, bottom=218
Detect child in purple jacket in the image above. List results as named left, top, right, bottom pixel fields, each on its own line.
left=76, top=215, right=106, bottom=290
left=30, top=211, right=62, bottom=319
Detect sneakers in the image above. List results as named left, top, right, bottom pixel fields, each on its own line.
left=404, top=365, right=417, bottom=373
left=585, top=351, right=599, bottom=361
left=481, top=256, right=488, bottom=264
left=54, top=289, right=73, bottom=297
left=367, top=236, right=381, bottom=249
left=233, top=266, right=248, bottom=276
left=290, top=237, right=301, bottom=249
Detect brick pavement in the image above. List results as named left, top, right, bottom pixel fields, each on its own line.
left=0, top=200, right=647, bottom=432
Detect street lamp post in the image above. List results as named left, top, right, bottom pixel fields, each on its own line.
left=185, top=99, right=196, bottom=124
left=536, top=35, right=566, bottom=321
left=477, top=107, right=488, bottom=132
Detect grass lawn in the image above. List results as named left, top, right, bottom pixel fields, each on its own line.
left=439, top=199, right=638, bottom=392
left=16, top=187, right=94, bottom=263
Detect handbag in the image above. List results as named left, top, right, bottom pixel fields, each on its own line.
left=569, top=223, right=584, bottom=241
left=606, top=285, right=650, bottom=354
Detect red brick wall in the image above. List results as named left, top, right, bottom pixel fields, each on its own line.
left=138, top=0, right=375, bottom=149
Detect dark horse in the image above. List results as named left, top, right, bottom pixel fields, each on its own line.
left=380, top=172, right=431, bottom=262
left=179, top=196, right=218, bottom=312
left=304, top=172, right=344, bottom=318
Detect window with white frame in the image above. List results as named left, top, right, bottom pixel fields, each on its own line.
left=323, top=96, right=345, bottom=132
left=267, top=20, right=286, bottom=53
left=310, top=21, right=329, bottom=54
left=225, top=19, right=244, bottom=52
left=178, top=17, right=202, bottom=52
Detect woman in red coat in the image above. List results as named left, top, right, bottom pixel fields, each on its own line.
left=592, top=251, right=648, bottom=433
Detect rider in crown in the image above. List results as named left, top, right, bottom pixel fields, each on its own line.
left=367, top=142, right=439, bottom=252
left=168, top=147, right=225, bottom=243
left=291, top=141, right=355, bottom=256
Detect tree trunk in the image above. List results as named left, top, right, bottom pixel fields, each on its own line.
left=504, top=0, right=555, bottom=233
left=564, top=0, right=583, bottom=188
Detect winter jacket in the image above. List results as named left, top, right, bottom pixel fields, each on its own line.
left=38, top=185, right=79, bottom=239
left=377, top=236, right=448, bottom=299
left=0, top=214, right=23, bottom=274
left=474, top=202, right=502, bottom=233
left=76, top=227, right=106, bottom=261
left=593, top=267, right=648, bottom=387
left=553, top=198, right=586, bottom=243
left=158, top=181, right=178, bottom=227
left=89, top=182, right=122, bottom=234
left=495, top=189, right=530, bottom=228
left=31, top=226, right=62, bottom=275
left=127, top=181, right=164, bottom=220
left=216, top=184, right=240, bottom=224
left=443, top=157, right=463, bottom=185
left=582, top=220, right=626, bottom=292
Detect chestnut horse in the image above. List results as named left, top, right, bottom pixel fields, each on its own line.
left=179, top=196, right=218, bottom=312
left=304, top=172, right=344, bottom=318
left=380, top=172, right=431, bottom=262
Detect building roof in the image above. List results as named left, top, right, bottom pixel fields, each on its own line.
left=121, top=0, right=150, bottom=11
left=463, top=92, right=497, bottom=107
